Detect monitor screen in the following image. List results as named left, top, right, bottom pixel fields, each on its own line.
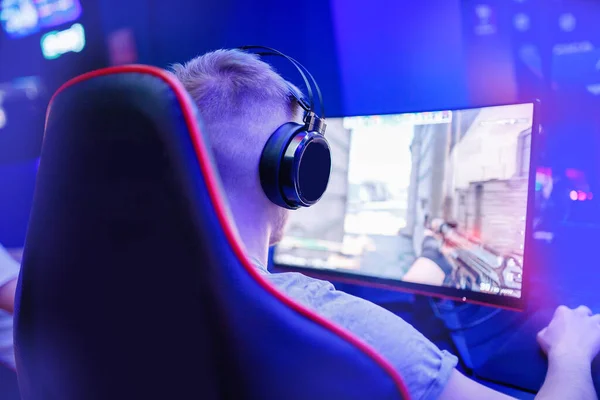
left=273, top=102, right=537, bottom=310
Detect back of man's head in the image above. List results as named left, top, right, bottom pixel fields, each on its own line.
left=171, top=49, right=302, bottom=194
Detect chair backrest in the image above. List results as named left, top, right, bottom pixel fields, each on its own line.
left=14, top=66, right=410, bottom=400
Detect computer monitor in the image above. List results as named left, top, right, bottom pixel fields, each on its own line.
left=273, top=102, right=538, bottom=310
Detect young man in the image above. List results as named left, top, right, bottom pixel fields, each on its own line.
left=171, top=49, right=600, bottom=399
left=0, top=50, right=598, bottom=399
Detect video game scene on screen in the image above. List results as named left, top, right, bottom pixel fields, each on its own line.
left=274, top=103, right=534, bottom=299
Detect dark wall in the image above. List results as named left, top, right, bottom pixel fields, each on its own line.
left=330, top=0, right=472, bottom=116
left=99, top=0, right=344, bottom=117
left=98, top=0, right=494, bottom=118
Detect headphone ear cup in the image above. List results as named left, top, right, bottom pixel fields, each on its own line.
left=260, top=122, right=332, bottom=209
left=259, top=123, right=305, bottom=209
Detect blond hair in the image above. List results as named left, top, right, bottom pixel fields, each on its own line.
left=171, top=49, right=301, bottom=189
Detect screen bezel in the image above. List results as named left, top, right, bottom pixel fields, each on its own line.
left=273, top=100, right=541, bottom=311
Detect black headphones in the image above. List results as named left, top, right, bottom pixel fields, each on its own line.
left=238, top=46, right=331, bottom=210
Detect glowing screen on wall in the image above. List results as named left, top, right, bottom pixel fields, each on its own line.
left=0, top=0, right=82, bottom=39
left=40, top=22, right=85, bottom=59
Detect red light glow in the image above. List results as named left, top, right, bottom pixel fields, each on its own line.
left=566, top=168, right=585, bottom=180
left=578, top=191, right=587, bottom=201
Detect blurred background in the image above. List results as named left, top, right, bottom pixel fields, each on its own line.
left=1, top=0, right=599, bottom=246
left=1, top=0, right=599, bottom=398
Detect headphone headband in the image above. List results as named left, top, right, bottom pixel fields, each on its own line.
left=255, top=51, right=325, bottom=119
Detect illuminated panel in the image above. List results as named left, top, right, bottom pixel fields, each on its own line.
left=0, top=76, right=42, bottom=102
left=36, top=0, right=81, bottom=28
left=0, top=76, right=43, bottom=130
left=0, top=0, right=40, bottom=37
left=0, top=0, right=82, bottom=39
left=548, top=2, right=600, bottom=96
left=40, top=22, right=85, bottom=60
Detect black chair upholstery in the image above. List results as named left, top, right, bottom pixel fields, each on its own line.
left=14, top=66, right=409, bottom=400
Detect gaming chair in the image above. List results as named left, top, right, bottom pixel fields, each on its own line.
left=14, top=66, right=410, bottom=399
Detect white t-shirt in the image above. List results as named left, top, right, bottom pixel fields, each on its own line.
left=0, top=245, right=19, bottom=369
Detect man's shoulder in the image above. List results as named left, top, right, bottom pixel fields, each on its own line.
left=263, top=270, right=411, bottom=333
left=264, top=270, right=334, bottom=293
left=264, top=270, right=459, bottom=400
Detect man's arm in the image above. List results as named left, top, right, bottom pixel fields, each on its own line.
left=402, top=257, right=445, bottom=286
left=0, top=278, right=17, bottom=314
left=440, top=362, right=597, bottom=400
left=535, top=354, right=596, bottom=400
left=439, top=306, right=600, bottom=400
left=439, top=370, right=516, bottom=400
left=0, top=244, right=19, bottom=314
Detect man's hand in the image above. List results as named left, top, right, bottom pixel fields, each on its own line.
left=534, top=305, right=600, bottom=400
left=537, top=305, right=600, bottom=364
